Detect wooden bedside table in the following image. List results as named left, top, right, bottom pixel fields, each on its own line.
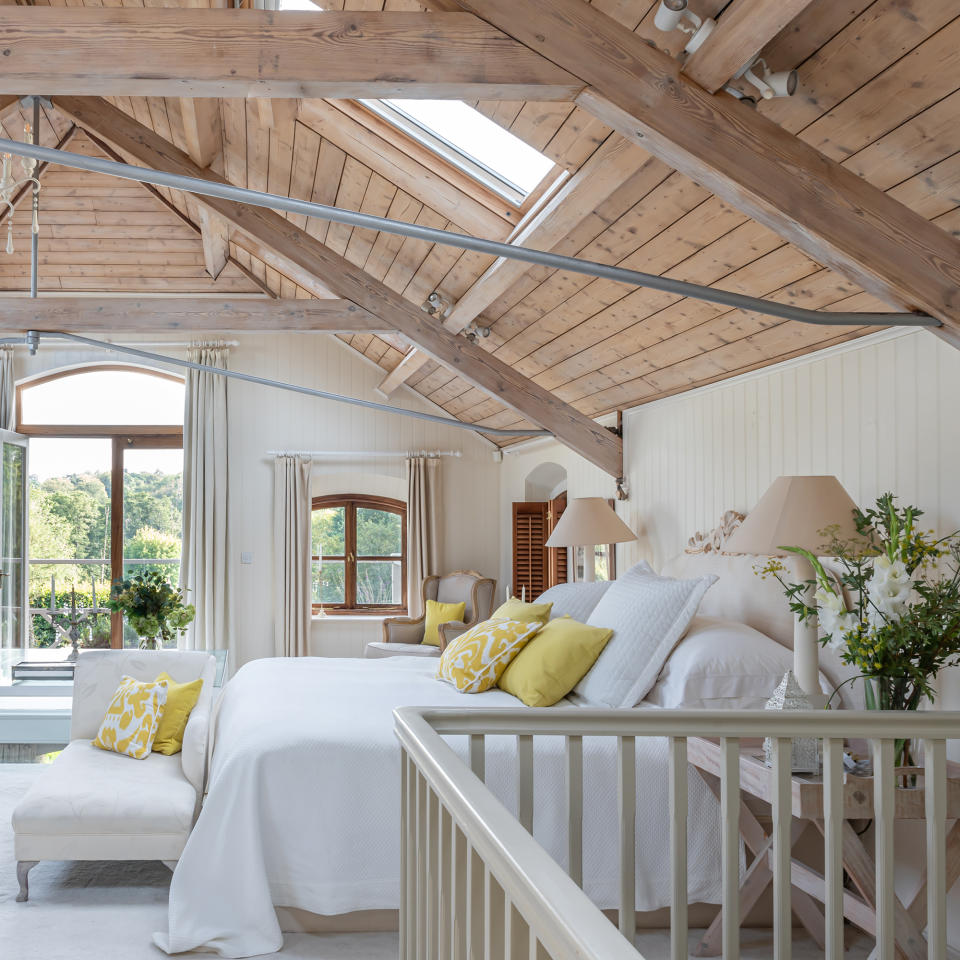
left=687, top=736, right=960, bottom=960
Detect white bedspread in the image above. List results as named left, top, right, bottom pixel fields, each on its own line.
left=155, top=657, right=724, bottom=957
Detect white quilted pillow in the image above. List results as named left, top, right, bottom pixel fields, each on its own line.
left=535, top=580, right=613, bottom=623
left=574, top=562, right=717, bottom=707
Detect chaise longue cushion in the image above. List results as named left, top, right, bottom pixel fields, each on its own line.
left=12, top=740, right=197, bottom=863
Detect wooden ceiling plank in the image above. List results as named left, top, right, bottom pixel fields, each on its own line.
left=682, top=0, right=817, bottom=94
left=0, top=8, right=582, bottom=100
left=53, top=97, right=621, bottom=474
left=0, top=296, right=383, bottom=332
left=442, top=0, right=960, bottom=333
left=297, top=99, right=512, bottom=241
left=376, top=134, right=664, bottom=394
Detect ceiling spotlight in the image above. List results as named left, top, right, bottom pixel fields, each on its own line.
left=736, top=58, right=799, bottom=100
left=653, top=0, right=716, bottom=55
left=421, top=291, right=452, bottom=320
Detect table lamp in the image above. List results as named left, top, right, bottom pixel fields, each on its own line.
left=723, top=476, right=861, bottom=699
left=545, top=497, right=637, bottom=582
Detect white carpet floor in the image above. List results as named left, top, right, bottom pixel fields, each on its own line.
left=0, top=763, right=867, bottom=960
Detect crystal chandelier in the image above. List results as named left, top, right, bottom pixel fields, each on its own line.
left=0, top=122, right=41, bottom=255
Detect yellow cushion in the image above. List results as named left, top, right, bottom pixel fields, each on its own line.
left=152, top=671, right=204, bottom=755
left=498, top=616, right=613, bottom=707
left=437, top=619, right=542, bottom=693
left=422, top=599, right=467, bottom=647
left=92, top=675, right=168, bottom=760
left=490, top=597, right=553, bottom=624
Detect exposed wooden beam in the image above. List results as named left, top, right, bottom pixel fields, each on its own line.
left=439, top=0, right=960, bottom=335
left=0, top=9, right=582, bottom=100
left=179, top=98, right=221, bottom=169
left=198, top=206, right=230, bottom=280
left=377, top=133, right=658, bottom=394
left=0, top=297, right=383, bottom=333
left=56, top=96, right=621, bottom=476
left=681, top=0, right=816, bottom=94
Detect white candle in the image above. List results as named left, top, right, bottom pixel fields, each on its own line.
left=50, top=575, right=55, bottom=612
left=521, top=585, right=526, bottom=602
left=92, top=575, right=97, bottom=611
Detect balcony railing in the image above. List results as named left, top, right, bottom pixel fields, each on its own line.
left=394, top=707, right=959, bottom=960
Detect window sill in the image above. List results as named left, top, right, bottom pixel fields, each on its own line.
left=313, top=614, right=399, bottom=623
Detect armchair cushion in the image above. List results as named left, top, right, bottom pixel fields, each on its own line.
left=92, top=675, right=169, bottom=760
left=365, top=641, right=440, bottom=659
left=152, top=672, right=204, bottom=756
left=423, top=600, right=465, bottom=646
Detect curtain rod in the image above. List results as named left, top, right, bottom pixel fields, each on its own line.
left=18, top=332, right=549, bottom=438
left=266, top=450, right=462, bottom=458
left=0, top=138, right=939, bottom=331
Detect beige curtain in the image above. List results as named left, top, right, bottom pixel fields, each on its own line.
left=180, top=343, right=230, bottom=654
left=273, top=455, right=312, bottom=657
left=406, top=456, right=441, bottom=617
left=0, top=346, right=14, bottom=431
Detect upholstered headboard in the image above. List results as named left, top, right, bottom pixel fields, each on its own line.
left=661, top=551, right=858, bottom=700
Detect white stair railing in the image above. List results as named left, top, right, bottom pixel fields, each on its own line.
left=394, top=707, right=959, bottom=960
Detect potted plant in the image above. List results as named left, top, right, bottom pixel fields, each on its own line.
left=107, top=571, right=196, bottom=650
left=760, top=493, right=960, bottom=768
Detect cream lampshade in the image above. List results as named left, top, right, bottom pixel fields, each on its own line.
left=724, top=476, right=861, bottom=698
left=545, top=497, right=637, bottom=583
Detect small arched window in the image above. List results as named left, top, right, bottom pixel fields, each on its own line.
left=311, top=495, right=406, bottom=614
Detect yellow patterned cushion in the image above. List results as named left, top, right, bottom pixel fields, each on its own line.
left=152, top=672, right=204, bottom=756
left=491, top=597, right=553, bottom=624
left=437, top=619, right=542, bottom=693
left=498, top=616, right=613, bottom=707
left=93, top=675, right=168, bottom=760
left=422, top=599, right=466, bottom=647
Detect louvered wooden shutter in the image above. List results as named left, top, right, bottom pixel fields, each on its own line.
left=547, top=491, right=568, bottom=588
left=512, top=501, right=548, bottom=600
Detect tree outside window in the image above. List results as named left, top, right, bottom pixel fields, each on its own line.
left=311, top=495, right=406, bottom=613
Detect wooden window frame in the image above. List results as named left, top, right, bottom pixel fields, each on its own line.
left=311, top=493, right=407, bottom=616
left=17, top=366, right=184, bottom=648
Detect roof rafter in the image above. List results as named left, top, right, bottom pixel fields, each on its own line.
left=53, top=95, right=623, bottom=478
left=429, top=0, right=960, bottom=339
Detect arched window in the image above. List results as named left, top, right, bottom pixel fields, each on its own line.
left=311, top=494, right=406, bottom=614
left=17, top=365, right=184, bottom=650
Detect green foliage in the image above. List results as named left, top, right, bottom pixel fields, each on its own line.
left=107, top=570, right=195, bottom=649
left=125, top=526, right=181, bottom=580
left=760, top=493, right=960, bottom=713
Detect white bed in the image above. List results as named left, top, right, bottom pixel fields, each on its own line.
left=155, top=656, right=726, bottom=957
left=155, top=552, right=855, bottom=957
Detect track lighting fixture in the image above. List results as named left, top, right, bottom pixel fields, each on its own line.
left=652, top=0, right=716, bottom=54
left=735, top=58, right=798, bottom=100
left=421, top=291, right=452, bottom=320
left=463, top=321, right=491, bottom=345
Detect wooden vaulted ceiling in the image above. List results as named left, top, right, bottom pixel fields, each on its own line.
left=1, top=0, right=959, bottom=470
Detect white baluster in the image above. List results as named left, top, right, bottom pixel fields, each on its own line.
left=440, top=805, right=452, bottom=958
left=416, top=771, right=428, bottom=960
left=566, top=735, right=583, bottom=887
left=923, top=738, right=947, bottom=960
left=669, top=736, right=688, bottom=960
left=468, top=845, right=484, bottom=960
left=517, top=735, right=534, bottom=833
left=618, top=735, right=637, bottom=943
left=427, top=789, right=439, bottom=960
left=400, top=751, right=409, bottom=960
left=822, top=738, right=844, bottom=960
left=720, top=737, right=740, bottom=960
left=484, top=867, right=505, bottom=960
left=452, top=823, right=468, bottom=960
left=873, top=739, right=895, bottom=960
left=771, top=737, right=792, bottom=960
left=470, top=734, right=485, bottom=782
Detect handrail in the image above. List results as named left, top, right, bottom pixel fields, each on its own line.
left=405, top=705, right=960, bottom=739
left=396, top=705, right=959, bottom=960
left=394, top=708, right=642, bottom=960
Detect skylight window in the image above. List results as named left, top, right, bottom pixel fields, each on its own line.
left=277, top=0, right=555, bottom=202
left=365, top=100, right=555, bottom=202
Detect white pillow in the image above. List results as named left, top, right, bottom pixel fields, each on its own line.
left=535, top=580, right=613, bottom=623
left=646, top=616, right=840, bottom=709
left=574, top=562, right=717, bottom=707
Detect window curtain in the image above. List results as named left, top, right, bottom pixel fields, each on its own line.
left=0, top=345, right=14, bottom=431
left=180, top=342, right=230, bottom=654
left=273, top=455, right=312, bottom=657
left=406, top=456, right=441, bottom=618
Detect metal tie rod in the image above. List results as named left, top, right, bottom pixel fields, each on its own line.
left=23, top=331, right=550, bottom=438
left=0, top=137, right=939, bottom=330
